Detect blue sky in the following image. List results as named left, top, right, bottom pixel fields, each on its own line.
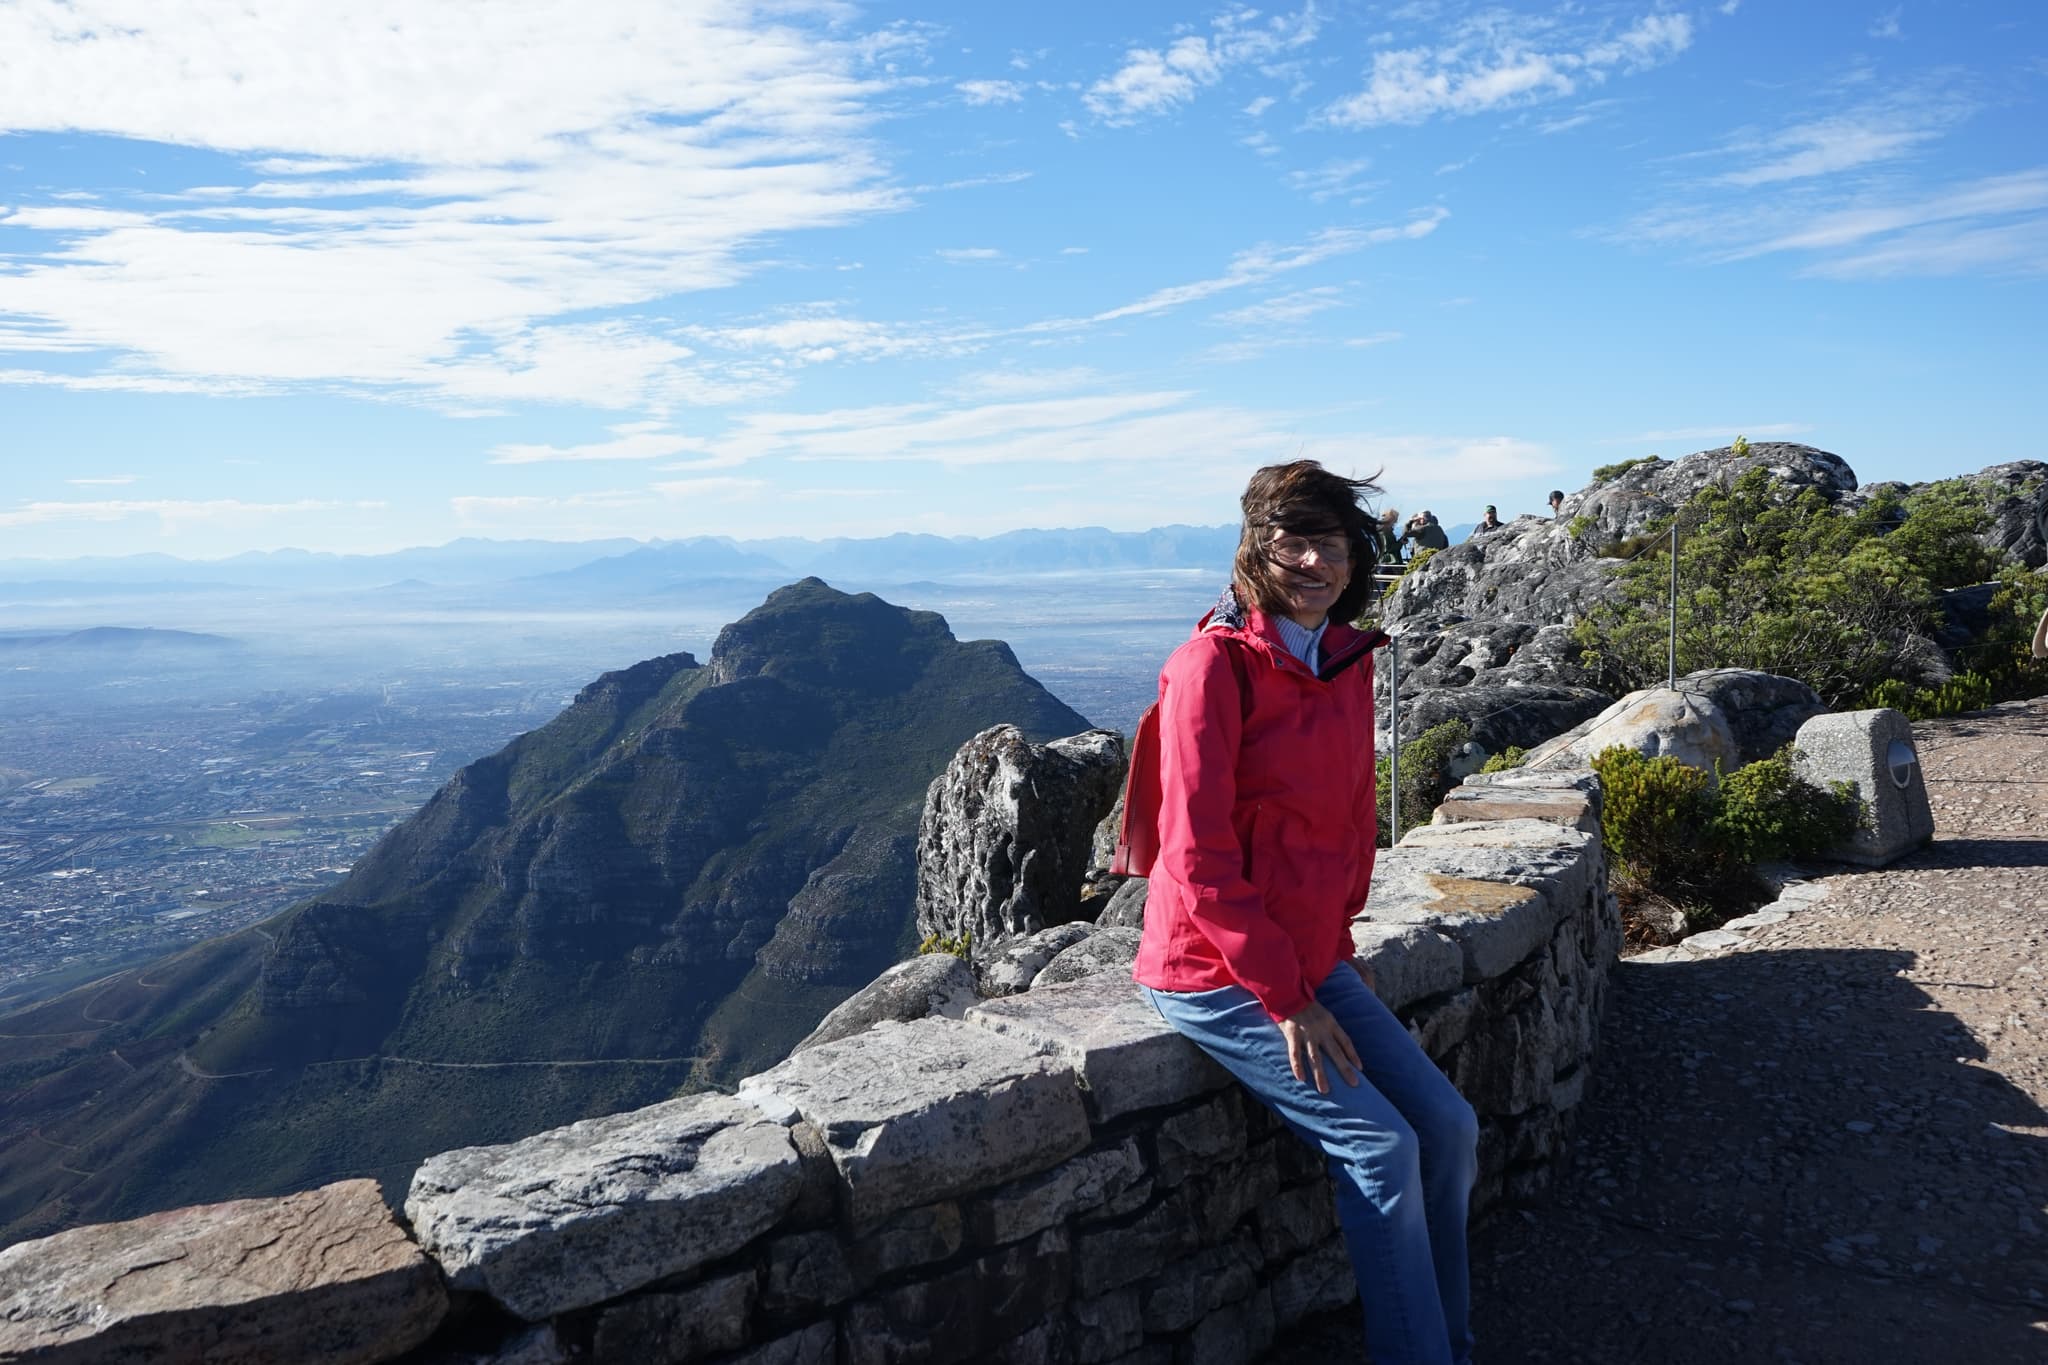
left=1, top=0, right=2043, bottom=561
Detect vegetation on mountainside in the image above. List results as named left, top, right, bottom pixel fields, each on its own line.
left=0, top=580, right=1093, bottom=1251
left=1376, top=717, right=1472, bottom=846
left=918, top=931, right=972, bottom=959
left=1590, top=455, right=1659, bottom=482
left=1593, top=744, right=1863, bottom=942
left=1572, top=466, right=2048, bottom=717
left=1480, top=745, right=1528, bottom=774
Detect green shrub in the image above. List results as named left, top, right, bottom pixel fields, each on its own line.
left=1403, top=546, right=1439, bottom=576
left=1593, top=742, right=1867, bottom=914
left=1709, top=747, right=1863, bottom=864
left=1480, top=745, right=1527, bottom=773
left=1590, top=456, right=1657, bottom=482
left=1859, top=671, right=1995, bottom=720
left=1377, top=717, right=1471, bottom=845
left=1565, top=514, right=1596, bottom=541
left=917, top=932, right=971, bottom=959
left=1590, top=746, right=1717, bottom=885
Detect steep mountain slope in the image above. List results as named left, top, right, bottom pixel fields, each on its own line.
left=0, top=580, right=1090, bottom=1248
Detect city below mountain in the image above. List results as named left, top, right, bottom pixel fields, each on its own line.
left=0, top=580, right=1090, bottom=1248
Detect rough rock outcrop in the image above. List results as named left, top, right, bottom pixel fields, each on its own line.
left=1958, top=459, right=2047, bottom=569
left=793, top=953, right=980, bottom=1053
left=0, top=1180, right=444, bottom=1365
left=1035, top=927, right=1143, bottom=987
left=914, top=726, right=1127, bottom=960
left=1096, top=877, right=1150, bottom=929
left=977, top=922, right=1098, bottom=996
left=1375, top=444, right=1863, bottom=757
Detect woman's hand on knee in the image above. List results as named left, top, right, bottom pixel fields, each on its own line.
left=1279, top=1001, right=1362, bottom=1094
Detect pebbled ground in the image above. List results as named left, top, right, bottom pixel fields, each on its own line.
left=1269, top=696, right=2048, bottom=1364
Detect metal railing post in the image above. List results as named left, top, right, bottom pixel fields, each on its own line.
left=1388, top=636, right=1401, bottom=846
left=1668, top=520, right=1679, bottom=690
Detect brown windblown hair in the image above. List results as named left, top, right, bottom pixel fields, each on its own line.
left=1233, top=459, right=1385, bottom=624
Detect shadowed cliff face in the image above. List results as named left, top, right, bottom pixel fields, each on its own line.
left=0, top=578, right=1090, bottom=1248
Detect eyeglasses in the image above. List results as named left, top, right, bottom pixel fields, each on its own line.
left=1265, top=531, right=1351, bottom=566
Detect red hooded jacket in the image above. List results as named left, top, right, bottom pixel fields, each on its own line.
left=1131, top=588, right=1387, bottom=1022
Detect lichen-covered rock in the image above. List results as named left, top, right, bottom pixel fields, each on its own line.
left=794, top=953, right=979, bottom=1053
left=1034, top=927, right=1142, bottom=988
left=1096, top=876, right=1149, bottom=929
left=0, top=1179, right=444, bottom=1365
left=1521, top=681, right=1740, bottom=776
left=1521, top=669, right=1824, bottom=776
left=1953, top=458, right=2047, bottom=569
left=405, top=1093, right=802, bottom=1321
left=976, top=921, right=1096, bottom=996
left=914, top=725, right=1127, bottom=960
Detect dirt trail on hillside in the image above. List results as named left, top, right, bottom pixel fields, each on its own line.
left=1274, top=697, right=2048, bottom=1364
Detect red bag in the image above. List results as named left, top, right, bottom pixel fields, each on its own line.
left=1109, top=641, right=1250, bottom=878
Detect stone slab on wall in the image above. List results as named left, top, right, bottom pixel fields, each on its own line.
left=0, top=1179, right=444, bottom=1365
left=405, top=1093, right=804, bottom=1321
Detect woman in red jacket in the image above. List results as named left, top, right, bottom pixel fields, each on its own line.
left=1134, top=459, right=1479, bottom=1365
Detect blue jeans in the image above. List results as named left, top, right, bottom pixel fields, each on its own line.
left=1143, top=966, right=1478, bottom=1365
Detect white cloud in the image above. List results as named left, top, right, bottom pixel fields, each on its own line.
left=1869, top=7, right=1903, bottom=40
left=1286, top=157, right=1377, bottom=202
left=1244, top=96, right=1277, bottom=117
left=946, top=366, right=1105, bottom=398
left=684, top=308, right=967, bottom=366
left=489, top=422, right=707, bottom=466
left=1619, top=169, right=2048, bottom=278
left=1077, top=212, right=1445, bottom=325
left=937, top=247, right=1004, bottom=262
left=1214, top=286, right=1348, bottom=327
left=1084, top=6, right=1320, bottom=123
left=0, top=2, right=905, bottom=408
left=0, top=497, right=383, bottom=531
left=650, top=476, right=769, bottom=499
left=1322, top=13, right=1691, bottom=128
left=65, top=475, right=139, bottom=485
left=1715, top=111, right=1950, bottom=187
left=957, top=79, right=1026, bottom=105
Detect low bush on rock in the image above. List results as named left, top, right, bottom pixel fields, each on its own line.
left=1376, top=717, right=1472, bottom=845
left=1592, top=743, right=1862, bottom=944
left=1479, top=745, right=1527, bottom=774
left=917, top=931, right=971, bottom=959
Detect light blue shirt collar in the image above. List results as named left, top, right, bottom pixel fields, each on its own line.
left=1272, top=614, right=1328, bottom=673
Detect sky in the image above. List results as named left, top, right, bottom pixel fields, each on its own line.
left=1, top=0, right=2044, bottom=561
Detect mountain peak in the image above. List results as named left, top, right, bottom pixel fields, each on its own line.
left=708, top=577, right=953, bottom=689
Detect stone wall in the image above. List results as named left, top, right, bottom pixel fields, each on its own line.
left=0, top=769, right=1616, bottom=1365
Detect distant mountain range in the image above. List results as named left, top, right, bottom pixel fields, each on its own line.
left=0, top=626, right=238, bottom=654
left=0, top=581, right=1090, bottom=1248
left=0, top=525, right=1241, bottom=595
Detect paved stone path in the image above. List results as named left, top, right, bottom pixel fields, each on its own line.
left=1274, top=697, right=2048, bottom=1363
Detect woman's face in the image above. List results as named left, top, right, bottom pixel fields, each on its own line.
left=1263, top=525, right=1351, bottom=626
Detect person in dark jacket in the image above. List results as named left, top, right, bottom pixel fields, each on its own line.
left=1470, top=505, right=1503, bottom=537
left=1398, top=510, right=1449, bottom=555
left=1134, top=460, right=1480, bottom=1365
